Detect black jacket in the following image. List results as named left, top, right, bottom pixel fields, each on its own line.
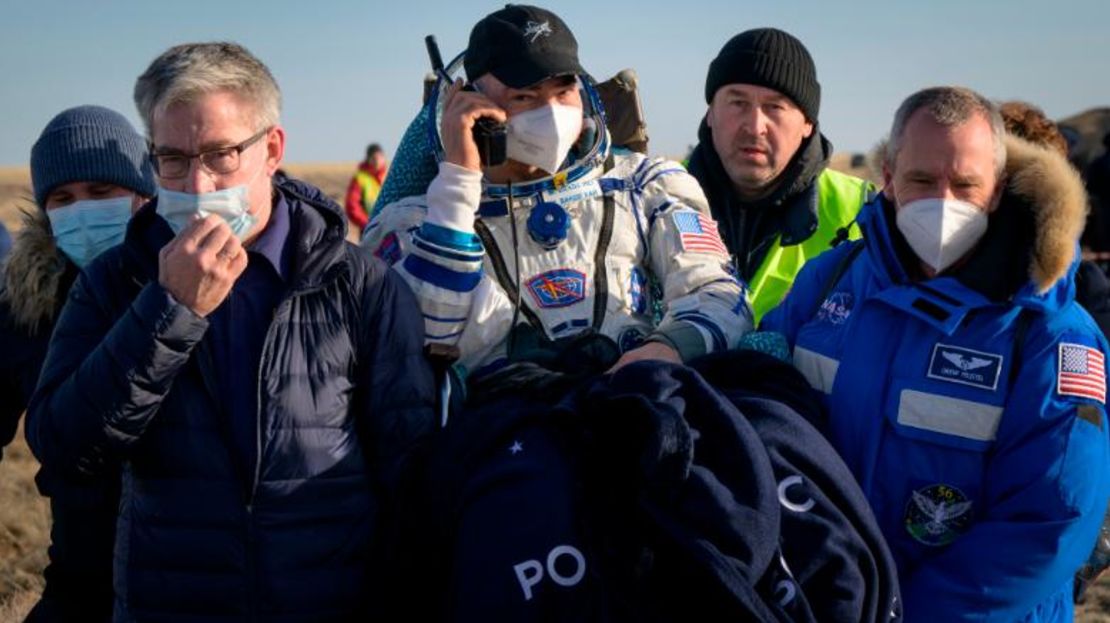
left=26, top=177, right=435, bottom=622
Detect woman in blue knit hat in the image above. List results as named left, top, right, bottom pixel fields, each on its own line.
left=0, top=104, right=155, bottom=623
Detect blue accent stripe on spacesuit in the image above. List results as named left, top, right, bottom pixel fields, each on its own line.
left=628, top=188, right=649, bottom=251
left=418, top=222, right=483, bottom=252
left=423, top=312, right=468, bottom=323
left=550, top=318, right=591, bottom=336
left=426, top=329, right=465, bottom=340
left=412, top=236, right=484, bottom=263
left=648, top=200, right=675, bottom=229
left=639, top=168, right=686, bottom=190
left=402, top=254, right=482, bottom=292
left=631, top=158, right=654, bottom=184
left=477, top=199, right=509, bottom=218
left=598, top=178, right=627, bottom=194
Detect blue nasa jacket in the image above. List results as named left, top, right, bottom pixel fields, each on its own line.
left=763, top=136, right=1110, bottom=622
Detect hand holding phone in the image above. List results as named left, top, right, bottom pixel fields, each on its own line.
left=426, top=35, right=507, bottom=168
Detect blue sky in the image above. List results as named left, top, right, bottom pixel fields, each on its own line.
left=2, top=0, right=1107, bottom=166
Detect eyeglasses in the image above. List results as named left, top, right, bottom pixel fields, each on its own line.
left=150, top=128, right=270, bottom=179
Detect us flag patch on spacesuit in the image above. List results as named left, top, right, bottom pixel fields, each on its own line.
left=673, top=211, right=729, bottom=257
left=1057, top=343, right=1106, bottom=403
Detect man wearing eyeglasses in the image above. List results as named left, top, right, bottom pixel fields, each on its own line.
left=25, top=42, right=435, bottom=621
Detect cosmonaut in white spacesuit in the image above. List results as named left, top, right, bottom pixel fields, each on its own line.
left=363, top=5, right=752, bottom=386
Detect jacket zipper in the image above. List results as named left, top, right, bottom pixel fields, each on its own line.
left=245, top=275, right=336, bottom=617
left=246, top=297, right=289, bottom=623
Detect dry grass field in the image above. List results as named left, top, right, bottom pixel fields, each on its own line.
left=1, top=160, right=1109, bottom=621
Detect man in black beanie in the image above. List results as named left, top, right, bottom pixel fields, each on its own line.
left=687, top=28, right=873, bottom=323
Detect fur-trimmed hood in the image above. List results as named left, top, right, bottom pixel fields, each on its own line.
left=1003, top=134, right=1087, bottom=293
left=869, top=134, right=1087, bottom=294
left=0, top=208, right=69, bottom=334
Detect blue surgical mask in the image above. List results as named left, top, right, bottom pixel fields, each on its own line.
left=46, top=197, right=133, bottom=267
left=156, top=184, right=258, bottom=239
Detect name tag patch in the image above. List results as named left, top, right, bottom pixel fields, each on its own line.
left=927, top=344, right=1003, bottom=391
left=543, top=179, right=602, bottom=206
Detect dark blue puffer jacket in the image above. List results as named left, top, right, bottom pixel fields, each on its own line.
left=26, top=177, right=436, bottom=622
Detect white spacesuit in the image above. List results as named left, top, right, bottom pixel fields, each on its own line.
left=363, top=63, right=751, bottom=379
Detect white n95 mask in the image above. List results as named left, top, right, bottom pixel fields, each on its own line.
left=895, top=197, right=988, bottom=273
left=506, top=103, right=583, bottom=174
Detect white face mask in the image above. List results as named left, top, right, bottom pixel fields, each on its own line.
left=895, top=197, right=989, bottom=273
left=506, top=103, right=583, bottom=174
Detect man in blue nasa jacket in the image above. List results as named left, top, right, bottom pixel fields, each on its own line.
left=763, top=86, right=1110, bottom=621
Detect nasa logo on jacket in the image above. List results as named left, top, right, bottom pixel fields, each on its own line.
left=815, top=292, right=853, bottom=325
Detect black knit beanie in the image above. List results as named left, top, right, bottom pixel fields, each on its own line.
left=704, top=28, right=820, bottom=122
left=30, top=105, right=156, bottom=208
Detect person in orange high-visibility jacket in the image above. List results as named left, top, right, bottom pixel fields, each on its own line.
left=345, top=142, right=388, bottom=229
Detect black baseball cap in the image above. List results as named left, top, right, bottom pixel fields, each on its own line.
left=464, top=4, right=585, bottom=89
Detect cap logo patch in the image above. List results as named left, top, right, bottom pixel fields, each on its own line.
left=523, top=20, right=553, bottom=43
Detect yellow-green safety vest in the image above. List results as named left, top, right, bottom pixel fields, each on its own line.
left=748, top=168, right=873, bottom=325
left=356, top=170, right=383, bottom=212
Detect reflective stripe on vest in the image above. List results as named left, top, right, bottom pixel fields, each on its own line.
left=749, top=169, right=872, bottom=325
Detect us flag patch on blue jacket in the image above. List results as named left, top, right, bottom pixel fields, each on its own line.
left=1058, top=343, right=1106, bottom=403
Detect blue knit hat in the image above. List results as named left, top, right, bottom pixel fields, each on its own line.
left=30, top=105, right=156, bottom=207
